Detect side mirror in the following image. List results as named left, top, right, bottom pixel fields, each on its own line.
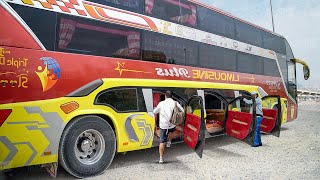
left=303, top=65, right=310, bottom=80
left=291, top=58, right=310, bottom=80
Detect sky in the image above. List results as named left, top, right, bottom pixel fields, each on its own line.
left=202, top=0, right=320, bottom=90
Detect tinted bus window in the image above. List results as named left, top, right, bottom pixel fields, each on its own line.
left=235, top=20, right=262, bottom=47
left=263, top=58, right=281, bottom=77
left=286, top=40, right=297, bottom=100
left=277, top=54, right=288, bottom=85
left=287, top=61, right=297, bottom=100
left=199, top=44, right=236, bottom=71
left=143, top=31, right=198, bottom=66
left=11, top=4, right=57, bottom=50
left=56, top=15, right=141, bottom=59
left=90, top=0, right=141, bottom=12
left=197, top=6, right=235, bottom=39
left=145, top=0, right=197, bottom=27
left=237, top=52, right=263, bottom=75
left=96, top=88, right=139, bottom=112
left=262, top=32, right=286, bottom=54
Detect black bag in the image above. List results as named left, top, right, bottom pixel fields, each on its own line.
left=169, top=102, right=184, bottom=125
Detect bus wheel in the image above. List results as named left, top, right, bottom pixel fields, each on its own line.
left=59, top=115, right=116, bottom=178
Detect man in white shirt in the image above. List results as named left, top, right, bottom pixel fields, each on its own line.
left=153, top=91, right=184, bottom=163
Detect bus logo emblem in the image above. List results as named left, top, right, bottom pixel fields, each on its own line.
left=36, top=57, right=61, bottom=92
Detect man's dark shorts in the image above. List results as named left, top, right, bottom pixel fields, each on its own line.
left=159, top=127, right=176, bottom=143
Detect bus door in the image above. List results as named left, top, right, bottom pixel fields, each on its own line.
left=261, top=95, right=282, bottom=137
left=225, top=97, right=256, bottom=146
left=204, top=91, right=228, bottom=135
left=184, top=95, right=205, bottom=158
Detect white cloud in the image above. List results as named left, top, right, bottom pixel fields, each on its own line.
left=272, top=1, right=320, bottom=89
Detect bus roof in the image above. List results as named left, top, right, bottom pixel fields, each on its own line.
left=188, top=0, right=284, bottom=38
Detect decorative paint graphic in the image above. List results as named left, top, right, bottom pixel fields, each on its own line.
left=0, top=106, right=65, bottom=169
left=0, top=47, right=10, bottom=57
left=115, top=61, right=151, bottom=76
left=245, top=45, right=252, bottom=52
left=266, top=80, right=281, bottom=92
left=136, top=119, right=153, bottom=146
left=219, top=37, right=227, bottom=47
left=243, top=75, right=255, bottom=83
left=192, top=69, right=240, bottom=82
left=20, top=0, right=87, bottom=15
left=82, top=0, right=158, bottom=31
left=155, top=67, right=191, bottom=78
left=113, top=60, right=277, bottom=84
left=124, top=114, right=153, bottom=146
left=233, top=41, right=239, bottom=49
left=0, top=47, right=29, bottom=88
left=154, top=66, right=241, bottom=82
left=159, top=20, right=173, bottom=35
left=201, top=33, right=217, bottom=46
left=36, top=57, right=61, bottom=92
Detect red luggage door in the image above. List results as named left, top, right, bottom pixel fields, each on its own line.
left=261, top=95, right=282, bottom=137
left=184, top=96, right=205, bottom=158
left=225, top=96, right=257, bottom=146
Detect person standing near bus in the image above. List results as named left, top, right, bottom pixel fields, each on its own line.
left=240, top=91, right=263, bottom=147
left=153, top=91, right=184, bottom=163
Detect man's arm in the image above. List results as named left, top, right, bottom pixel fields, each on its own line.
left=243, top=98, right=253, bottom=104
left=255, top=97, right=262, bottom=104
left=177, top=102, right=184, bottom=112
left=255, top=97, right=262, bottom=108
left=239, top=94, right=252, bottom=104
left=153, top=102, right=161, bottom=114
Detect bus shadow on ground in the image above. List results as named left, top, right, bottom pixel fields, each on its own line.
left=109, top=135, right=243, bottom=170
left=280, top=127, right=289, bottom=131
left=202, top=135, right=246, bottom=158
left=4, top=134, right=247, bottom=179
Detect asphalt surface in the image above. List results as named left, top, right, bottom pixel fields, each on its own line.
left=1, top=103, right=320, bottom=180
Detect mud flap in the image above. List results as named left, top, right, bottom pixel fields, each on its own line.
left=43, top=162, right=58, bottom=178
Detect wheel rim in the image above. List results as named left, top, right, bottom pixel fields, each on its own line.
left=74, top=129, right=105, bottom=165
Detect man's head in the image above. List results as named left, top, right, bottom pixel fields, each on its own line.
left=165, top=91, right=172, bottom=99
left=251, top=91, right=258, bottom=98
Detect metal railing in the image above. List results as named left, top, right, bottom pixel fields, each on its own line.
left=297, top=89, right=320, bottom=102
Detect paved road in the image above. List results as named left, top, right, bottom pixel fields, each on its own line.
left=2, top=103, right=320, bottom=180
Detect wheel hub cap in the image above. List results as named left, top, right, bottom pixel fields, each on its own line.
left=74, top=129, right=105, bottom=165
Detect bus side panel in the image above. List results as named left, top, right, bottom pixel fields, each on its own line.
left=280, top=98, right=288, bottom=124
left=0, top=100, right=66, bottom=170
left=0, top=4, right=41, bottom=49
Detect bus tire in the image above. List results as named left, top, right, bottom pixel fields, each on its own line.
left=59, top=115, right=116, bottom=178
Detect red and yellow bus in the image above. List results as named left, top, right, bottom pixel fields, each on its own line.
left=0, top=0, right=310, bottom=178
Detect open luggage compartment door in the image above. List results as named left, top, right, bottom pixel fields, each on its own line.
left=261, top=95, right=282, bottom=137
left=225, top=97, right=256, bottom=146
left=184, top=96, right=205, bottom=158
